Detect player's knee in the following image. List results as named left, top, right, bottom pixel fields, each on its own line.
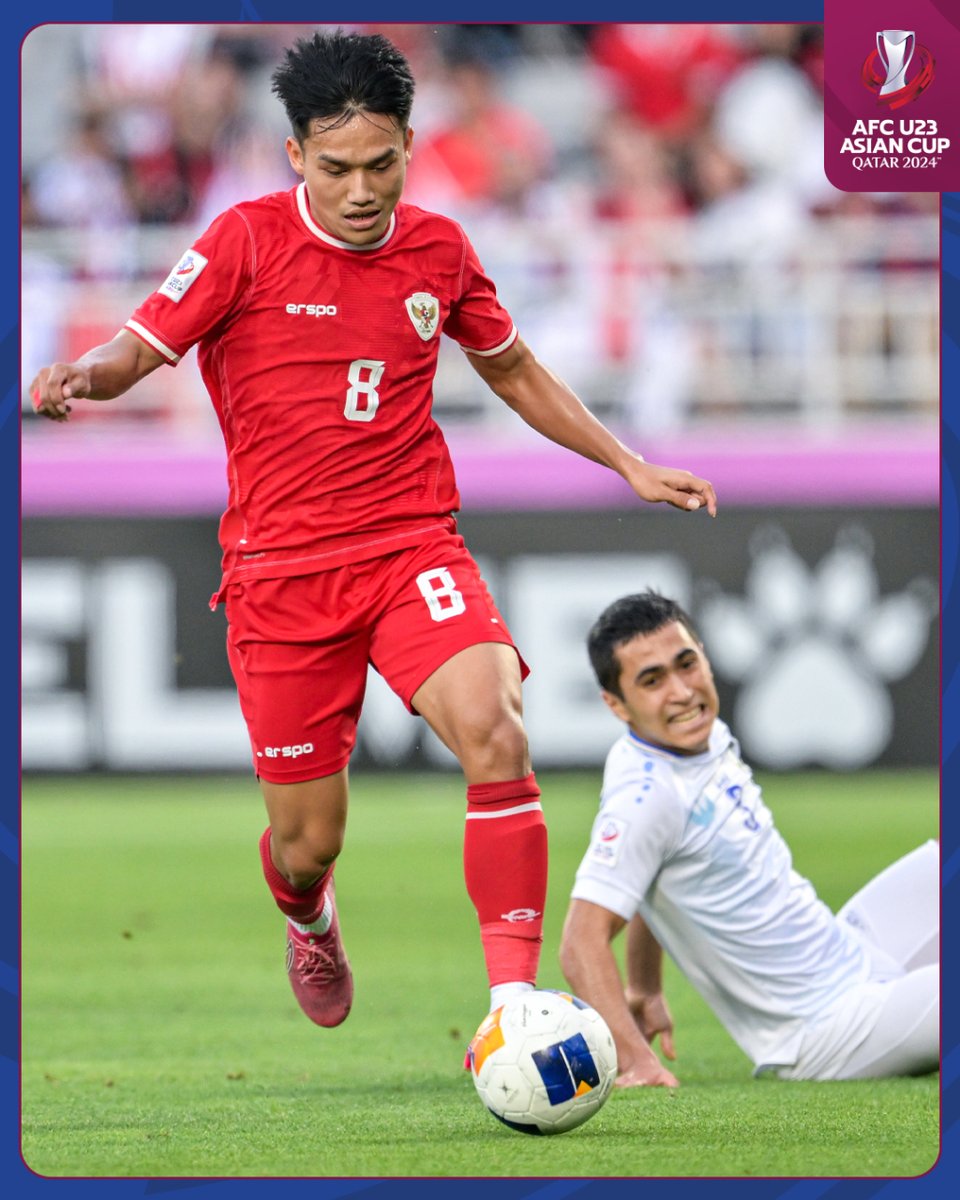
left=458, top=707, right=529, bottom=778
left=272, top=829, right=344, bottom=889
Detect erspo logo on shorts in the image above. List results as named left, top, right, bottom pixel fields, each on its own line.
left=158, top=249, right=209, bottom=303
left=261, top=743, right=315, bottom=760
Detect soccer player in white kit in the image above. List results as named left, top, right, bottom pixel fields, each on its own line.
left=559, top=591, right=939, bottom=1087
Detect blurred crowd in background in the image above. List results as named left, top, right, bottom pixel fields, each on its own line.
left=21, top=22, right=939, bottom=440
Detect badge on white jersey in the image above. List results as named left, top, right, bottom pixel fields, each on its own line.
left=589, top=816, right=628, bottom=867
left=404, top=292, right=440, bottom=340
left=158, top=249, right=209, bottom=303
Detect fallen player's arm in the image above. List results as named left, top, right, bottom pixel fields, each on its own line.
left=29, top=329, right=167, bottom=421
left=467, top=337, right=717, bottom=517
left=624, top=914, right=676, bottom=1062
left=559, top=898, right=679, bottom=1088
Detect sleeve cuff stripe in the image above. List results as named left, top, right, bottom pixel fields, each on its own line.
left=125, top=320, right=180, bottom=363
left=460, top=325, right=518, bottom=358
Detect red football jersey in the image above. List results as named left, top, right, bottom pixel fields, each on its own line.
left=125, top=183, right=518, bottom=594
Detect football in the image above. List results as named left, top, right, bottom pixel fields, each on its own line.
left=466, top=989, right=617, bottom=1135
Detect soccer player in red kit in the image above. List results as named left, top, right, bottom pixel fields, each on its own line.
left=30, top=30, right=717, bottom=1037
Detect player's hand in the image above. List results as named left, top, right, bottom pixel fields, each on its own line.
left=622, top=458, right=717, bottom=517
left=29, top=363, right=91, bottom=422
left=615, top=1057, right=679, bottom=1089
left=625, top=989, right=676, bottom=1062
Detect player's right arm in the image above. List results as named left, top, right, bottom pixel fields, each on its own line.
left=29, top=329, right=166, bottom=422
left=559, top=898, right=679, bottom=1089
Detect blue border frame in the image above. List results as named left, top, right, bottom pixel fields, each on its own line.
left=10, top=3, right=955, bottom=1198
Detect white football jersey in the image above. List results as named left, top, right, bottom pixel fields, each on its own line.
left=571, top=719, right=878, bottom=1072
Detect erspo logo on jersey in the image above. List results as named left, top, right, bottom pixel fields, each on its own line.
left=285, top=303, right=339, bottom=317
left=158, top=250, right=209, bottom=303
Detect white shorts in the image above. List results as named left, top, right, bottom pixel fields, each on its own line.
left=778, top=965, right=939, bottom=1081
left=837, top=838, right=939, bottom=971
left=778, top=840, right=940, bottom=1081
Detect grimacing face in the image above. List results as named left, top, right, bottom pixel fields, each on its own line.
left=286, top=111, right=413, bottom=245
left=602, top=621, right=720, bottom=755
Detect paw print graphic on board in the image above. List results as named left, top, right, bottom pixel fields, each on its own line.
left=697, top=525, right=936, bottom=769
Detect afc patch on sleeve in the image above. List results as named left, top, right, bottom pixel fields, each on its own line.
left=588, top=816, right=628, bottom=868
left=158, top=249, right=209, bottom=303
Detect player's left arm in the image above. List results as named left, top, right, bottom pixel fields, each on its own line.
left=466, top=337, right=717, bottom=516
left=624, top=915, right=676, bottom=1063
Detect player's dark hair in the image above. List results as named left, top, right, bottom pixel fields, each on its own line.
left=271, top=29, right=415, bottom=140
left=587, top=591, right=702, bottom=697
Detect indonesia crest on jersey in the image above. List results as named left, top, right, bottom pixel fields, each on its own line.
left=405, top=292, right=441, bottom=340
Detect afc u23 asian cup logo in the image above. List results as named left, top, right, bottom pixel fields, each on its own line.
left=861, top=30, right=935, bottom=109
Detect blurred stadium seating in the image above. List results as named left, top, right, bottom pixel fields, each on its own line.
left=21, top=22, right=938, bottom=439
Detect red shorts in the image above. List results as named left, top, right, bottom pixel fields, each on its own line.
left=224, top=534, right=527, bottom=783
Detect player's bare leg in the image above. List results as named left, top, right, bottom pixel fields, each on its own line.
left=413, top=642, right=530, bottom=783
left=259, top=769, right=354, bottom=1027
left=413, top=643, right=548, bottom=1015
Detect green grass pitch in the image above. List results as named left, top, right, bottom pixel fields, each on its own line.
left=21, top=768, right=939, bottom=1178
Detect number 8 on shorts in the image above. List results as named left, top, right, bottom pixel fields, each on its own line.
left=417, top=568, right=467, bottom=622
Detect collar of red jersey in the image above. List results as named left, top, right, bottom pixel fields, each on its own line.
left=295, top=182, right=397, bottom=252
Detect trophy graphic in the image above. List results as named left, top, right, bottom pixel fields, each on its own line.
left=876, top=29, right=915, bottom=96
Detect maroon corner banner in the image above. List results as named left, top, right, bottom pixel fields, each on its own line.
left=824, top=0, right=960, bottom=191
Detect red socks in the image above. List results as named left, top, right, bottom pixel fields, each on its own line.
left=260, top=773, right=547, bottom=990
left=258, top=827, right=329, bottom=923
left=463, top=773, right=547, bottom=988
